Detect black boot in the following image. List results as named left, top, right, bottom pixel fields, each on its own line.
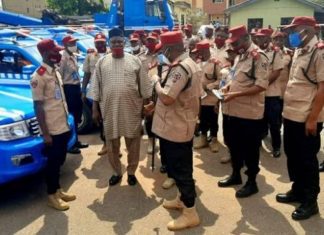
left=236, top=181, right=258, bottom=198
left=276, top=190, right=301, bottom=203
left=218, top=173, right=242, bottom=187
left=75, top=141, right=89, bottom=149
left=292, top=201, right=319, bottom=220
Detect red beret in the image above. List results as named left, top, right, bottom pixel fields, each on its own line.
left=134, top=30, right=145, bottom=36
left=172, top=26, right=180, bottom=31
left=255, top=28, right=273, bottom=37
left=129, top=33, right=140, bottom=42
left=196, top=39, right=210, bottom=50
left=161, top=27, right=169, bottom=33
left=155, top=42, right=162, bottom=52
left=160, top=31, right=183, bottom=46
left=37, top=39, right=63, bottom=55
left=284, top=16, right=317, bottom=29
left=62, top=35, right=78, bottom=45
left=227, top=25, right=248, bottom=43
left=153, top=29, right=161, bottom=35
left=94, top=33, right=106, bottom=42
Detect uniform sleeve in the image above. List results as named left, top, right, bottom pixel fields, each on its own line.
left=137, top=57, right=153, bottom=99
left=83, top=54, right=91, bottom=73
left=163, top=67, right=189, bottom=99
left=315, top=49, right=324, bottom=83
left=58, top=54, right=67, bottom=78
left=254, top=55, right=269, bottom=89
left=272, top=51, right=284, bottom=71
left=90, top=59, right=102, bottom=101
left=30, top=74, right=45, bottom=101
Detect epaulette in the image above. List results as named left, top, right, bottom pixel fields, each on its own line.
left=316, top=42, right=324, bottom=49
left=149, top=61, right=158, bottom=70
left=272, top=46, right=280, bottom=52
left=250, top=49, right=260, bottom=60
left=209, top=58, right=221, bottom=65
left=87, top=48, right=95, bottom=54
left=37, top=66, right=46, bottom=76
left=222, top=62, right=231, bottom=68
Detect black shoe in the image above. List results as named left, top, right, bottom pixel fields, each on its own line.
left=236, top=181, right=259, bottom=198
left=109, top=175, right=122, bottom=186
left=218, top=174, right=242, bottom=187
left=292, top=201, right=319, bottom=220
left=319, top=161, right=324, bottom=172
left=276, top=190, right=301, bottom=203
left=68, top=146, right=81, bottom=154
left=160, top=165, right=167, bottom=174
left=127, top=175, right=137, bottom=186
left=75, top=141, right=89, bottom=149
left=272, top=149, right=281, bottom=158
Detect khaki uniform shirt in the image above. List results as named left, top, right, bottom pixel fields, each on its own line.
left=279, top=47, right=292, bottom=97
left=264, top=47, right=284, bottom=97
left=83, top=50, right=102, bottom=75
left=152, top=54, right=203, bottom=142
left=137, top=50, right=158, bottom=80
left=283, top=36, right=324, bottom=123
left=59, top=50, right=80, bottom=85
left=227, top=43, right=269, bottom=120
left=220, top=65, right=234, bottom=115
left=30, top=63, right=70, bottom=135
left=200, top=60, right=222, bottom=106
left=211, top=45, right=228, bottom=65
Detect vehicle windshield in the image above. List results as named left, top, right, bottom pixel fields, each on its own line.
left=77, top=38, right=95, bottom=53
left=24, top=45, right=42, bottom=62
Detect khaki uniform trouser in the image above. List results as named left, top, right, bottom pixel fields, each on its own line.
left=106, top=136, right=141, bottom=175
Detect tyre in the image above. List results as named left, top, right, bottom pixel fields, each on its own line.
left=78, top=103, right=93, bottom=134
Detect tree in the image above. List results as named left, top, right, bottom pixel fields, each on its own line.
left=46, top=0, right=107, bottom=16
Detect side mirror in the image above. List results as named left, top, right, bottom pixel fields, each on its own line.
left=22, top=64, right=37, bottom=74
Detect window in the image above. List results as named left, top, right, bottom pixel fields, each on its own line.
left=26, top=8, right=29, bottom=13
left=0, top=50, right=31, bottom=74
left=181, top=14, right=185, bottom=25
left=281, top=17, right=293, bottom=26
left=247, top=18, right=263, bottom=32
left=213, top=0, right=224, bottom=3
left=229, top=0, right=235, bottom=6
left=145, top=0, right=165, bottom=19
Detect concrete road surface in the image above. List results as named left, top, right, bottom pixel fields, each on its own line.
left=0, top=132, right=324, bottom=235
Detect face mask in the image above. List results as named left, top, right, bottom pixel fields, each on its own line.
left=289, top=32, right=302, bottom=48
left=111, top=47, right=124, bottom=58
left=157, top=54, right=171, bottom=65
left=215, top=38, right=225, bottom=49
left=131, top=45, right=140, bottom=52
left=201, top=61, right=207, bottom=67
left=98, top=53, right=105, bottom=58
left=146, top=43, right=156, bottom=53
left=49, top=54, right=62, bottom=64
left=68, top=46, right=78, bottom=53
left=96, top=45, right=107, bottom=53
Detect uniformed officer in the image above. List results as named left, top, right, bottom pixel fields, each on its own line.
left=276, top=16, right=324, bottom=220
left=193, top=40, right=222, bottom=153
left=30, top=39, right=76, bottom=211
left=255, top=28, right=284, bottom=158
left=82, top=33, right=109, bottom=156
left=205, top=25, right=215, bottom=47
left=129, top=33, right=143, bottom=55
left=217, top=25, right=269, bottom=198
left=151, top=31, right=202, bottom=231
left=213, top=26, right=229, bottom=64
left=60, top=35, right=88, bottom=154
left=183, top=24, right=193, bottom=50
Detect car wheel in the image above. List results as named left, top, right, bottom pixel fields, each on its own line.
left=78, top=104, right=93, bottom=134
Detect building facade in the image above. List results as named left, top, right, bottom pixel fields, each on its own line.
left=2, top=0, right=47, bottom=18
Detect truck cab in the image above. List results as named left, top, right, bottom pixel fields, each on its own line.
left=0, top=30, right=77, bottom=184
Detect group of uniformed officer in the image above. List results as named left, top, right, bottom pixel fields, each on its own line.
left=30, top=15, right=324, bottom=231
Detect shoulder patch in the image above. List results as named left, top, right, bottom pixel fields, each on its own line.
left=273, top=46, right=280, bottom=52
left=87, top=48, right=95, bottom=54
left=171, top=71, right=182, bottom=83
left=250, top=49, right=260, bottom=60
left=37, top=66, right=46, bottom=76
left=30, top=79, right=38, bottom=88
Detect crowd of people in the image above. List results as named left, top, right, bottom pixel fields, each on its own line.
left=29, top=15, right=324, bottom=231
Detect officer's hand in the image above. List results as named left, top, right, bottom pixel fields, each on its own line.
left=92, top=108, right=102, bottom=126
left=144, top=101, right=155, bottom=116
left=223, top=92, right=239, bottom=103
left=305, top=118, right=317, bottom=136
left=221, top=84, right=230, bottom=94
left=43, top=134, right=53, bottom=146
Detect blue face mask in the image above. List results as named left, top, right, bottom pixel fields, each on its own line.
left=289, top=32, right=302, bottom=48
left=157, top=53, right=171, bottom=65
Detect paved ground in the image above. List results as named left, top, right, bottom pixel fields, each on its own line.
left=0, top=131, right=324, bottom=235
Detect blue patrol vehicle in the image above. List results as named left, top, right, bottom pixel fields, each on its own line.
left=0, top=30, right=77, bottom=184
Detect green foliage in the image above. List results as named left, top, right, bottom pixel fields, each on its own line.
left=46, top=0, right=107, bottom=16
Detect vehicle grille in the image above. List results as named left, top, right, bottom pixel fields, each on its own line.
left=26, top=117, right=41, bottom=136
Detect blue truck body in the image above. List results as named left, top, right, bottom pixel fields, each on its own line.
left=0, top=31, right=76, bottom=184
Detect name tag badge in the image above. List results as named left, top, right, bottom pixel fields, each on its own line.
left=212, top=89, right=224, bottom=100
left=55, top=85, right=62, bottom=100
left=72, top=71, right=80, bottom=80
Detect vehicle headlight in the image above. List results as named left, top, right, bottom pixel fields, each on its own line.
left=0, top=121, right=31, bottom=141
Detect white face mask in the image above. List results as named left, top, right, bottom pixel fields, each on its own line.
left=68, top=46, right=78, bottom=53
left=131, top=45, right=140, bottom=52
left=201, top=61, right=208, bottom=67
